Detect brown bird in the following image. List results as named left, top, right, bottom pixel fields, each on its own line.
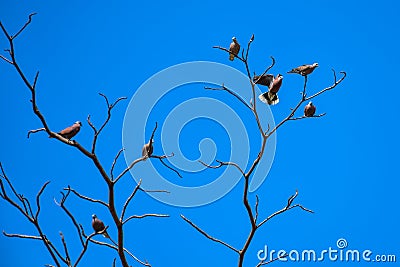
left=92, top=214, right=110, bottom=238
left=229, top=37, right=240, bottom=61
left=287, top=63, right=319, bottom=76
left=56, top=121, right=82, bottom=139
left=142, top=139, right=154, bottom=159
left=253, top=74, right=274, bottom=87
left=258, top=74, right=284, bottom=105
left=304, top=101, right=316, bottom=117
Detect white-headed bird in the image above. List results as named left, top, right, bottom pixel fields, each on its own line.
left=229, top=37, right=240, bottom=61
left=257, top=74, right=283, bottom=105
left=57, top=121, right=82, bottom=139
left=92, top=214, right=110, bottom=238
left=287, top=63, right=319, bottom=76
left=304, top=101, right=316, bottom=117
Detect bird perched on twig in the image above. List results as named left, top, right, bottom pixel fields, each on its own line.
left=53, top=121, right=82, bottom=139
left=287, top=63, right=319, bottom=76
left=142, top=139, right=154, bottom=159
left=257, top=74, right=283, bottom=105
left=304, top=101, right=316, bottom=117
left=92, top=214, right=110, bottom=238
left=229, top=37, right=240, bottom=61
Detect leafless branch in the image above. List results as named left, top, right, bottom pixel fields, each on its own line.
left=11, top=12, right=37, bottom=40
left=0, top=54, right=12, bottom=64
left=87, top=93, right=127, bottom=154
left=213, top=46, right=244, bottom=62
left=205, top=84, right=251, bottom=110
left=59, top=232, right=71, bottom=265
left=2, top=231, right=42, bottom=240
left=256, top=253, right=288, bottom=266
left=123, top=214, right=169, bottom=225
left=288, top=113, right=326, bottom=121
left=54, top=189, right=85, bottom=246
left=114, top=156, right=146, bottom=184
left=35, top=180, right=50, bottom=220
left=63, top=186, right=108, bottom=207
left=258, top=190, right=314, bottom=228
left=111, top=148, right=125, bottom=180
left=120, top=180, right=142, bottom=222
left=199, top=159, right=245, bottom=177
left=180, top=214, right=239, bottom=254
left=254, top=195, right=260, bottom=223
left=151, top=153, right=182, bottom=178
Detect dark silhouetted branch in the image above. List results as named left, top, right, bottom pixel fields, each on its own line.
left=181, top=214, right=239, bottom=254
left=123, top=214, right=169, bottom=225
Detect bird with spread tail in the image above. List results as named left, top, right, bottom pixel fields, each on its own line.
left=256, top=74, right=284, bottom=105
left=287, top=63, right=319, bottom=76
left=229, top=37, right=240, bottom=61
left=92, top=214, right=110, bottom=238
left=53, top=121, right=82, bottom=139
left=304, top=101, right=316, bottom=117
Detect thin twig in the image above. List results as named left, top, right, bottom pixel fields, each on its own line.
left=111, top=148, right=124, bottom=180
left=151, top=153, right=182, bottom=178
left=256, top=253, right=288, bottom=267
left=64, top=186, right=108, bottom=207
left=205, top=85, right=251, bottom=110
left=11, top=13, right=37, bottom=40
left=59, top=232, right=71, bottom=265
left=35, top=181, right=50, bottom=220
left=258, top=191, right=314, bottom=228
left=199, top=159, right=245, bottom=177
left=180, top=214, right=239, bottom=254
left=120, top=180, right=142, bottom=222
left=123, top=214, right=169, bottom=225
left=2, top=231, right=42, bottom=240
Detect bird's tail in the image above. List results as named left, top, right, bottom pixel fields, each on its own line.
left=287, top=70, right=296, bottom=74
left=258, top=92, right=279, bottom=105
left=102, top=231, right=110, bottom=239
left=229, top=53, right=234, bottom=61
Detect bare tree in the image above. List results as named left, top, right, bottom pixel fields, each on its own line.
left=180, top=35, right=346, bottom=267
left=0, top=13, right=346, bottom=267
left=0, top=13, right=178, bottom=267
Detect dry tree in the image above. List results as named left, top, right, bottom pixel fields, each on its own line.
left=180, top=35, right=346, bottom=266
left=0, top=13, right=179, bottom=267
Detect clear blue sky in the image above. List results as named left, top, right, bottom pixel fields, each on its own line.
left=1, top=1, right=399, bottom=266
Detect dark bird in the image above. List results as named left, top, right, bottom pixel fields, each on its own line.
left=229, top=37, right=240, bottom=61
left=258, top=74, right=284, bottom=105
left=287, top=63, right=319, bottom=76
left=92, top=214, right=110, bottom=238
left=56, top=121, right=82, bottom=139
left=304, top=101, right=316, bottom=117
left=253, top=74, right=274, bottom=87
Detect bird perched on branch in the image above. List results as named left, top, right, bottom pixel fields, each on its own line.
left=304, top=101, right=316, bottom=117
left=54, top=121, right=82, bottom=139
left=257, top=74, right=283, bottom=105
left=142, top=139, right=154, bottom=159
left=287, top=63, right=319, bottom=76
left=92, top=214, right=110, bottom=238
left=229, top=37, right=240, bottom=61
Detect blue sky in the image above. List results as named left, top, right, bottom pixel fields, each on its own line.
left=1, top=0, right=400, bottom=266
